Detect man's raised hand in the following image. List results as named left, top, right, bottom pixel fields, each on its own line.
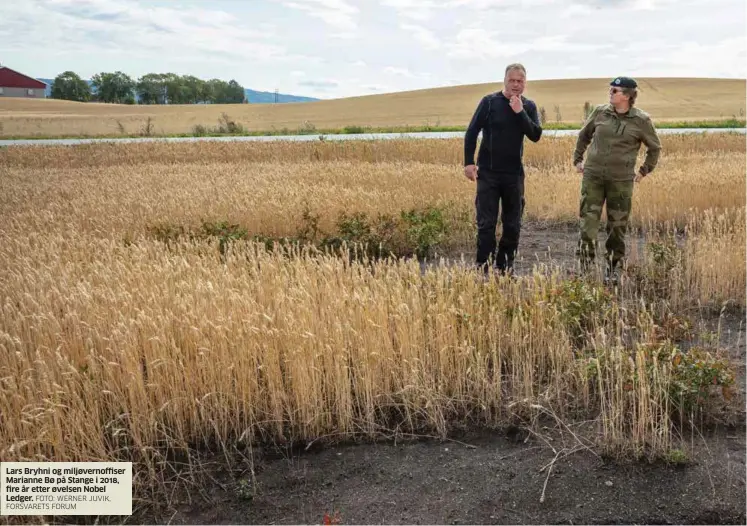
left=509, top=95, right=523, bottom=113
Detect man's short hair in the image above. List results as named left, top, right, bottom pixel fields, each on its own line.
left=505, top=63, right=526, bottom=77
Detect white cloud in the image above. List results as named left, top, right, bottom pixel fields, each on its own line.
left=381, top=0, right=439, bottom=21
left=0, top=0, right=743, bottom=101
left=632, top=0, right=656, bottom=9
left=384, top=66, right=417, bottom=78
left=400, top=23, right=441, bottom=50
left=447, top=27, right=610, bottom=60
left=560, top=4, right=594, bottom=17
left=533, top=35, right=609, bottom=53
left=629, top=36, right=747, bottom=78
left=363, top=84, right=390, bottom=92
left=282, top=0, right=358, bottom=31
left=446, top=28, right=505, bottom=59
left=445, top=0, right=555, bottom=8
left=298, top=79, right=339, bottom=89
left=328, top=31, right=358, bottom=40
left=0, top=0, right=293, bottom=69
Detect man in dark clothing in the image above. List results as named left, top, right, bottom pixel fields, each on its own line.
left=464, top=63, right=542, bottom=275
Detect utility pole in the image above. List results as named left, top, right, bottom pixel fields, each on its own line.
left=274, top=88, right=278, bottom=103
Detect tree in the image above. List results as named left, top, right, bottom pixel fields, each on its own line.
left=163, top=73, right=190, bottom=104
left=136, top=73, right=227, bottom=104
left=90, top=71, right=136, bottom=104
left=197, top=80, right=214, bottom=104
left=180, top=75, right=206, bottom=104
left=205, top=78, right=246, bottom=104
left=136, top=73, right=168, bottom=105
left=207, top=79, right=228, bottom=103
left=132, top=72, right=246, bottom=105
left=50, top=71, right=91, bottom=102
left=226, top=80, right=246, bottom=103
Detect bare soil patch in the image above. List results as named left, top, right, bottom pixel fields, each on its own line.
left=158, top=425, right=745, bottom=525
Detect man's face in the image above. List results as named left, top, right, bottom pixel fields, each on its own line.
left=504, top=70, right=526, bottom=96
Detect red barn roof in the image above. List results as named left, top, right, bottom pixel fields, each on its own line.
left=0, top=66, right=47, bottom=89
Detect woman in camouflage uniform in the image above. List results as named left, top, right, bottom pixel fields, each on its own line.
left=572, top=76, right=662, bottom=284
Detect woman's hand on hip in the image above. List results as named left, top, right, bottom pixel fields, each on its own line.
left=635, top=166, right=647, bottom=183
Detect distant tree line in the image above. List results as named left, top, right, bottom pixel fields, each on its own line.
left=50, top=71, right=247, bottom=105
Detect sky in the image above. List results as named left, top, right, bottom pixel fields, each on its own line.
left=0, top=0, right=745, bottom=99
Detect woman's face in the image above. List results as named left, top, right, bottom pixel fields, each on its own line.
left=609, top=86, right=629, bottom=105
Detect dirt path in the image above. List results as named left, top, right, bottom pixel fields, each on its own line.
left=428, top=220, right=653, bottom=276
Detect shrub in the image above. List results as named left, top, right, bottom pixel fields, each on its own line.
left=547, top=278, right=615, bottom=350
left=400, top=207, right=447, bottom=259
left=217, top=113, right=245, bottom=134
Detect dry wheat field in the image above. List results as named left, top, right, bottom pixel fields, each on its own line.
left=0, top=77, right=744, bottom=138
left=0, top=133, right=745, bottom=522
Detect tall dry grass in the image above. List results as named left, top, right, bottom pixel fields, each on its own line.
left=2, top=133, right=742, bottom=168
left=0, top=135, right=743, bottom=513
left=0, top=239, right=720, bottom=461
left=1, top=135, right=744, bottom=234
left=630, top=209, right=747, bottom=310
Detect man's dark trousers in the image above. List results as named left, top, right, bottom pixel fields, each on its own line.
left=475, top=169, right=525, bottom=272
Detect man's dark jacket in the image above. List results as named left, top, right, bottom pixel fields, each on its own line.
left=464, top=92, right=543, bottom=174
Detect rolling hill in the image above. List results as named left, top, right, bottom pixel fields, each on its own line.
left=2, top=77, right=744, bottom=139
